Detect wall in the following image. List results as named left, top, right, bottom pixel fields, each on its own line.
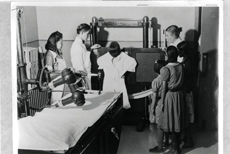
left=34, top=6, right=197, bottom=67
left=20, top=6, right=39, bottom=47
left=198, top=7, right=219, bottom=131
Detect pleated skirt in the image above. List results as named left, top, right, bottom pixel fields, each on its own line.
left=158, top=91, right=185, bottom=133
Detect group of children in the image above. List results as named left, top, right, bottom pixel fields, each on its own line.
left=149, top=25, right=196, bottom=154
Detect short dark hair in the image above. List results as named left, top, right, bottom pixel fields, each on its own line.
left=76, top=23, right=91, bottom=34
left=166, top=25, right=182, bottom=37
left=109, top=41, right=121, bottom=57
left=177, top=41, right=191, bottom=55
left=153, top=60, right=167, bottom=74
left=109, top=41, right=120, bottom=51
left=167, top=46, right=178, bottom=62
left=45, top=31, right=63, bottom=55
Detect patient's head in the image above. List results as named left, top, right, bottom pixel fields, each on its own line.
left=109, top=41, right=121, bottom=58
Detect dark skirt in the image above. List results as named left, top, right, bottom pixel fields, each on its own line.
left=158, top=91, right=185, bottom=132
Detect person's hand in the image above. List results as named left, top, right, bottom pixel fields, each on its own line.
left=75, top=70, right=87, bottom=76
left=159, top=47, right=167, bottom=52
left=91, top=44, right=101, bottom=50
left=68, top=67, right=75, bottom=73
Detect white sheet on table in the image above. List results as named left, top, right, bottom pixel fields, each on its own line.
left=18, top=92, right=120, bottom=151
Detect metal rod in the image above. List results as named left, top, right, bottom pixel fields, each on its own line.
left=91, top=17, right=98, bottom=44
left=151, top=17, right=158, bottom=48
left=142, top=16, right=149, bottom=48
left=17, top=9, right=24, bottom=64
left=17, top=8, right=38, bottom=117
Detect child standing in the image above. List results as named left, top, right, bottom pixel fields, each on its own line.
left=149, top=60, right=169, bottom=153
left=149, top=60, right=167, bottom=124
left=158, top=46, right=185, bottom=154
left=177, top=41, right=195, bottom=148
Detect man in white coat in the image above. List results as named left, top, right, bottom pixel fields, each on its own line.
left=97, top=42, right=137, bottom=109
left=70, top=23, right=92, bottom=89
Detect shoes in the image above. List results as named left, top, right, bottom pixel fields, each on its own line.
left=149, top=146, right=164, bottom=153
left=163, top=142, right=170, bottom=149
left=163, top=149, right=180, bottom=154
left=136, top=120, right=145, bottom=132
left=163, top=143, right=180, bottom=154
left=182, top=137, right=194, bottom=148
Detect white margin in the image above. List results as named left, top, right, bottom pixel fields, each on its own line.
left=11, top=1, right=223, bottom=154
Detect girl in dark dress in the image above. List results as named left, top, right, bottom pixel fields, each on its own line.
left=158, top=46, right=185, bottom=154
left=149, top=60, right=168, bottom=153
left=177, top=41, right=195, bottom=148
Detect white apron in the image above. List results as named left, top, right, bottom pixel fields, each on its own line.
left=50, top=57, right=67, bottom=104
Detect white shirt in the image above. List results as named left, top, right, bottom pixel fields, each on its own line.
left=97, top=52, right=137, bottom=109
left=70, top=36, right=91, bottom=89
left=170, top=37, right=183, bottom=47
left=70, top=36, right=91, bottom=73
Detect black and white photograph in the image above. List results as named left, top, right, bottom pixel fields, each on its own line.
left=0, top=0, right=225, bottom=154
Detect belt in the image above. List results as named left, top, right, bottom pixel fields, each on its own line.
left=169, top=89, right=182, bottom=92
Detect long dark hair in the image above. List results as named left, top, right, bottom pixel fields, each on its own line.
left=45, top=31, right=63, bottom=55
left=177, top=41, right=192, bottom=56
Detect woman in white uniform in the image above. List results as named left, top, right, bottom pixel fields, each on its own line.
left=165, top=25, right=183, bottom=62
left=70, top=23, right=92, bottom=90
left=44, top=31, right=67, bottom=104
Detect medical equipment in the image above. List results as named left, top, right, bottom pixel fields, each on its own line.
left=91, top=16, right=165, bottom=131
left=39, top=67, right=86, bottom=107
left=16, top=8, right=85, bottom=117
left=17, top=8, right=38, bottom=116
left=98, top=69, right=104, bottom=94
left=91, top=16, right=149, bottom=47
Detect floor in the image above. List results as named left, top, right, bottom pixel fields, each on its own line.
left=117, top=124, right=218, bottom=154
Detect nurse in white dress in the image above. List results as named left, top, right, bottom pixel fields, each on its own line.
left=97, top=42, right=137, bottom=109
left=44, top=31, right=67, bottom=104
left=165, top=25, right=183, bottom=62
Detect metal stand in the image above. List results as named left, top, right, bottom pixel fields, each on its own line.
left=91, top=16, right=149, bottom=47
left=91, top=16, right=150, bottom=132
left=17, top=8, right=38, bottom=117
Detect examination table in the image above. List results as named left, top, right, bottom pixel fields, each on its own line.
left=18, top=91, right=123, bottom=154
